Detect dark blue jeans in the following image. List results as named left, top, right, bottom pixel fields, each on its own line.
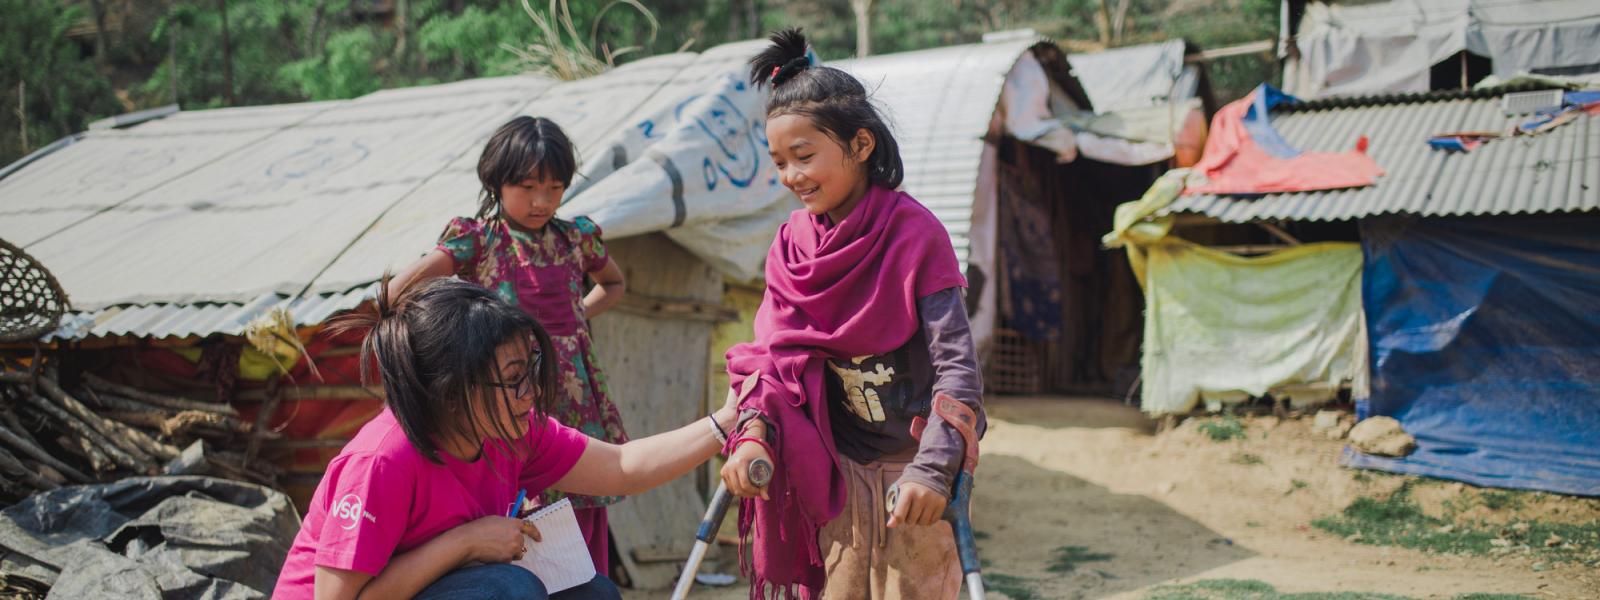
left=414, top=563, right=622, bottom=600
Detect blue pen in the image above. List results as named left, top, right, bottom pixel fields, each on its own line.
left=509, top=489, right=527, bottom=518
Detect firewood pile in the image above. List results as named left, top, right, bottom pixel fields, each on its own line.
left=0, top=368, right=280, bottom=506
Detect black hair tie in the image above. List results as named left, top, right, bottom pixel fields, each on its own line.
left=772, top=56, right=812, bottom=86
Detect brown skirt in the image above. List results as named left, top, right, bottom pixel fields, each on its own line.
left=818, top=452, right=961, bottom=600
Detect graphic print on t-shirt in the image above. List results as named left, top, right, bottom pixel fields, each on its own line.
left=827, top=356, right=894, bottom=422
left=333, top=493, right=377, bottom=530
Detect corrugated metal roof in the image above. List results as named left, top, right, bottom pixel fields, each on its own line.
left=6, top=75, right=550, bottom=310
left=837, top=38, right=1043, bottom=266
left=1165, top=92, right=1600, bottom=222
left=1, top=41, right=783, bottom=313
left=46, top=287, right=371, bottom=341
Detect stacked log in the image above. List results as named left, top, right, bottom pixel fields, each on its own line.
left=0, top=369, right=280, bottom=505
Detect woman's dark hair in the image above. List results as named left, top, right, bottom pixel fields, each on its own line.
left=329, top=276, right=559, bottom=464
left=748, top=28, right=904, bottom=189
left=475, top=116, right=578, bottom=219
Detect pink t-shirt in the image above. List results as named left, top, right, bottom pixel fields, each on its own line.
left=272, top=408, right=589, bottom=598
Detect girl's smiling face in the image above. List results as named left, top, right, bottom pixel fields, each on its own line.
left=499, top=176, right=565, bottom=231
left=766, top=113, right=875, bottom=224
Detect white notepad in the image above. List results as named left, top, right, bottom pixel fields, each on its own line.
left=512, top=498, right=597, bottom=593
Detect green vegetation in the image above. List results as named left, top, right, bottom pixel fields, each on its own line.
left=982, top=572, right=1042, bottom=600
left=1146, top=579, right=1534, bottom=600
left=1312, top=485, right=1600, bottom=564
left=1047, top=545, right=1114, bottom=573
left=1198, top=414, right=1247, bottom=442
left=2, top=0, right=1281, bottom=165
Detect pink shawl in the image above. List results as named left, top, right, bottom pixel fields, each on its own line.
left=725, top=186, right=966, bottom=598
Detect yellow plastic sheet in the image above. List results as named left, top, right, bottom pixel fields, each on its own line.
left=1105, top=169, right=1368, bottom=415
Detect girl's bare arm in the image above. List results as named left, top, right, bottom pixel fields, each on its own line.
left=581, top=258, right=625, bottom=318
left=553, top=390, right=734, bottom=496
left=387, top=250, right=455, bottom=300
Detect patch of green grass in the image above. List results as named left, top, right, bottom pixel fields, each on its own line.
left=1232, top=452, right=1265, bottom=466
left=982, top=573, right=1041, bottom=600
left=1441, top=488, right=1535, bottom=519
left=1284, top=479, right=1309, bottom=496
left=1145, top=579, right=1520, bottom=600
left=1246, top=520, right=1263, bottom=528
left=1480, top=491, right=1523, bottom=511
left=1198, top=415, right=1246, bottom=442
left=1311, top=487, right=1600, bottom=563
left=1351, top=471, right=1373, bottom=483
left=973, top=530, right=991, bottom=541
left=1046, top=545, right=1114, bottom=573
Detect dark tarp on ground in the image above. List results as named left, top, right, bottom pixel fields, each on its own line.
left=1347, top=215, right=1600, bottom=496
left=0, top=476, right=299, bottom=599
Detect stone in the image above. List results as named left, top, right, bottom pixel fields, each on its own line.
left=1156, top=481, right=1176, bottom=495
left=1349, top=416, right=1417, bottom=457
left=1326, top=421, right=1354, bottom=440
left=1312, top=410, right=1343, bottom=431
left=1545, top=534, right=1564, bottom=547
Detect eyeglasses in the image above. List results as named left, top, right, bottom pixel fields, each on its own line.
left=489, top=350, right=543, bottom=398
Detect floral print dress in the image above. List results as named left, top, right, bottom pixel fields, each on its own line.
left=437, top=215, right=627, bottom=508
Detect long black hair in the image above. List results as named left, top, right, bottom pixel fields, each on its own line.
left=748, top=28, right=904, bottom=189
left=475, top=116, right=578, bottom=219
left=330, top=276, right=559, bottom=463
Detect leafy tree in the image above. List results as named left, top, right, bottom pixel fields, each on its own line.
left=0, top=0, right=121, bottom=165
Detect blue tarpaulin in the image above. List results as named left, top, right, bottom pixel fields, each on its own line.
left=1347, top=216, right=1600, bottom=496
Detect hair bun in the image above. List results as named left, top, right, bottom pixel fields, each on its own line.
left=749, top=28, right=812, bottom=88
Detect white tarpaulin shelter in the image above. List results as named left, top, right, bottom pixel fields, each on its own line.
left=1283, top=0, right=1600, bottom=98
left=0, top=39, right=788, bottom=318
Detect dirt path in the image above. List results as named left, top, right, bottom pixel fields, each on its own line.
left=627, top=396, right=1599, bottom=599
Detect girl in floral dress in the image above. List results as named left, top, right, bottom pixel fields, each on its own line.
left=388, top=116, right=628, bottom=574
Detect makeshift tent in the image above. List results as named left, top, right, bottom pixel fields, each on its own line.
left=1118, top=86, right=1600, bottom=494
left=1281, top=0, right=1600, bottom=98
left=1348, top=216, right=1600, bottom=496
left=836, top=38, right=1212, bottom=395
left=0, top=39, right=787, bottom=588
left=1106, top=171, right=1368, bottom=415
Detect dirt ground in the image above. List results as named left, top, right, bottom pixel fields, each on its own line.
left=626, top=396, right=1600, bottom=600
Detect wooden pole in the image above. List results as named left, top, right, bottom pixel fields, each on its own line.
left=218, top=0, right=235, bottom=105
left=0, top=446, right=58, bottom=491
left=83, top=372, right=238, bottom=415
left=15, top=81, right=28, bottom=154
left=23, top=394, right=145, bottom=472
left=32, top=375, right=157, bottom=467
left=850, top=0, right=873, bottom=57
left=0, top=422, right=92, bottom=483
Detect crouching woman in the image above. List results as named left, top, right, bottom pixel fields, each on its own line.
left=272, top=277, right=739, bottom=599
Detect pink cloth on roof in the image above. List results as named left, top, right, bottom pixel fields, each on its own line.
left=1184, top=89, right=1385, bottom=195
left=724, top=186, right=966, bottom=597
left=271, top=409, right=589, bottom=598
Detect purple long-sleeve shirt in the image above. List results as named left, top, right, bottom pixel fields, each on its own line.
left=823, top=287, right=986, bottom=498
